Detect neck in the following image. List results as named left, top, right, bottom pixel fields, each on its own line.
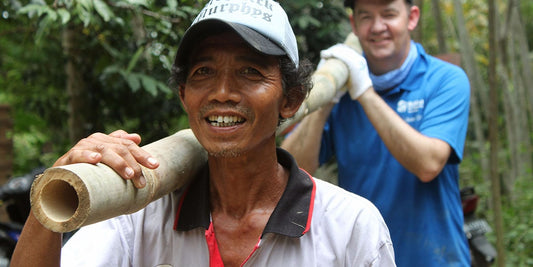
left=368, top=41, right=412, bottom=75
left=208, top=145, right=288, bottom=219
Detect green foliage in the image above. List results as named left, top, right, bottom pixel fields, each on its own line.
left=281, top=0, right=350, bottom=64
left=1, top=3, right=69, bottom=173
left=496, top=176, right=533, bottom=266
left=2, top=0, right=532, bottom=264
left=1, top=0, right=202, bottom=174
left=1, top=0, right=349, bottom=176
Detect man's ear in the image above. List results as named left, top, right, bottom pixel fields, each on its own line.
left=407, top=6, right=420, bottom=31
left=279, top=87, right=305, bottom=119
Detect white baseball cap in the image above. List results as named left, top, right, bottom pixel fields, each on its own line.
left=175, top=0, right=299, bottom=67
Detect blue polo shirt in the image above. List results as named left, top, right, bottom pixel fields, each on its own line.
left=319, top=43, right=470, bottom=266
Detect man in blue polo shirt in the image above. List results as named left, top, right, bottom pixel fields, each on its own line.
left=282, top=0, right=471, bottom=266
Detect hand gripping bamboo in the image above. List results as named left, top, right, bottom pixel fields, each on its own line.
left=277, top=32, right=362, bottom=134
left=30, top=129, right=207, bottom=233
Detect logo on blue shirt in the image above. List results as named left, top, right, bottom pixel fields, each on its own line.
left=397, top=99, right=424, bottom=123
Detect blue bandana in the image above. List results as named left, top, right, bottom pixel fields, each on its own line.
left=369, top=41, right=418, bottom=92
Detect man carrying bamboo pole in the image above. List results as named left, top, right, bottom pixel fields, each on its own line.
left=11, top=0, right=395, bottom=266
left=282, top=0, right=471, bottom=266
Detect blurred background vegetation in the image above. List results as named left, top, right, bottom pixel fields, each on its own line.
left=1, top=0, right=532, bottom=265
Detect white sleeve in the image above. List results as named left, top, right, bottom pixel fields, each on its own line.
left=348, top=198, right=396, bottom=266
left=61, top=216, right=133, bottom=267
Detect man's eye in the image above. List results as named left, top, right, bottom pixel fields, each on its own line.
left=241, top=67, right=261, bottom=75
left=188, top=66, right=212, bottom=81
left=194, top=67, right=211, bottom=75
left=357, top=15, right=371, bottom=22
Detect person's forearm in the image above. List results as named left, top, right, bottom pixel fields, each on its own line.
left=11, top=211, right=62, bottom=267
left=357, top=89, right=450, bottom=182
left=281, top=104, right=334, bottom=174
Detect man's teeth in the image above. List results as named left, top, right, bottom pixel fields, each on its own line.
left=208, top=115, right=244, bottom=127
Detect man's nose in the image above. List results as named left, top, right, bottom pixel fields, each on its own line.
left=208, top=71, right=241, bottom=103
left=370, top=17, right=387, bottom=33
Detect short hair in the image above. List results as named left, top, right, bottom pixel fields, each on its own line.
left=344, top=0, right=413, bottom=9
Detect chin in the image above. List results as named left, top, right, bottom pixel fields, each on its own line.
left=368, top=45, right=394, bottom=57
left=207, top=149, right=242, bottom=158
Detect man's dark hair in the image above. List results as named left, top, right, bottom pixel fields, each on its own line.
left=169, top=56, right=314, bottom=125
left=344, top=0, right=413, bottom=9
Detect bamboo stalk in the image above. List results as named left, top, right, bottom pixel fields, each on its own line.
left=30, top=129, right=207, bottom=233
left=30, top=33, right=362, bottom=233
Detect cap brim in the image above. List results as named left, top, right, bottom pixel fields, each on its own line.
left=175, top=19, right=285, bottom=66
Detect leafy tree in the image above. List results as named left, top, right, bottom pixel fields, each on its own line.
left=1, top=0, right=348, bottom=174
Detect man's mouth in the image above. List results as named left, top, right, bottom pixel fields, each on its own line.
left=207, top=115, right=245, bottom=127
left=370, top=36, right=391, bottom=44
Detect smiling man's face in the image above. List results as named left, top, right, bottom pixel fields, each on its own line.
left=351, top=0, right=419, bottom=74
left=179, top=31, right=292, bottom=158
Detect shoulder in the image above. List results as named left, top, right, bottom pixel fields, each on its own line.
left=314, top=178, right=372, bottom=206
left=313, top=178, right=385, bottom=225
left=417, top=45, right=469, bottom=82
left=311, top=178, right=395, bottom=265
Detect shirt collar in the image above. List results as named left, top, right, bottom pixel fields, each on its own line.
left=174, top=148, right=315, bottom=238
left=380, top=42, right=428, bottom=97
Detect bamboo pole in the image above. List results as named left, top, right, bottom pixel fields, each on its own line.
left=31, top=33, right=362, bottom=233
left=30, top=129, right=207, bottom=233
left=488, top=0, right=505, bottom=264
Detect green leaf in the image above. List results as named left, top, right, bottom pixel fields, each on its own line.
left=101, top=65, right=121, bottom=76
left=116, top=0, right=149, bottom=8
left=126, top=47, right=144, bottom=73
left=46, top=8, right=58, bottom=22
left=17, top=4, right=47, bottom=18
left=139, top=74, right=157, bottom=96
left=157, top=82, right=172, bottom=94
left=124, top=73, right=142, bottom=92
left=127, top=0, right=150, bottom=8
left=167, top=0, right=178, bottom=10
left=158, top=54, right=172, bottom=71
left=56, top=8, right=71, bottom=24
left=78, top=0, right=94, bottom=12
left=93, top=0, right=114, bottom=22
left=75, top=3, right=92, bottom=27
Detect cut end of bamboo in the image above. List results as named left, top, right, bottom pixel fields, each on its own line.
left=31, top=166, right=91, bottom=233
left=39, top=179, right=79, bottom=222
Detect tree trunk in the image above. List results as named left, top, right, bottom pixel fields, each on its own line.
left=498, top=63, right=518, bottom=195
left=512, top=3, right=533, bottom=173
left=452, top=0, right=490, bottom=181
left=431, top=0, right=448, bottom=54
left=507, top=11, right=531, bottom=184
left=488, top=0, right=506, bottom=264
left=498, top=0, right=532, bottom=196
left=62, top=24, right=88, bottom=144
